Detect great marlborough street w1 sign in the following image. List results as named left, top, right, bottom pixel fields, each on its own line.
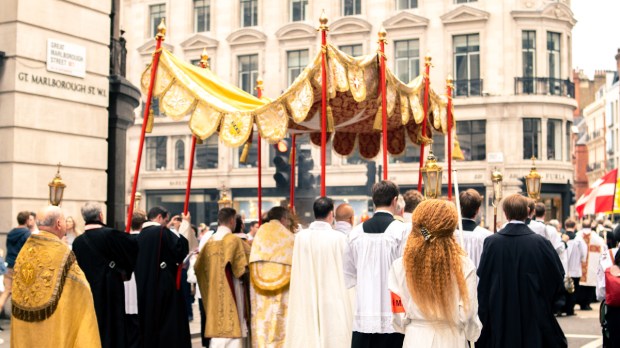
left=46, top=39, right=86, bottom=78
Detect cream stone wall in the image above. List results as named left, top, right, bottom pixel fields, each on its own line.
left=0, top=0, right=112, bottom=234
left=122, top=0, right=577, bottom=224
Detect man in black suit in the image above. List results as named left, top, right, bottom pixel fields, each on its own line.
left=477, top=194, right=566, bottom=348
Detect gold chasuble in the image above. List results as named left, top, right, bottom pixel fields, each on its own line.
left=249, top=220, right=295, bottom=348
left=11, top=231, right=101, bottom=348
left=195, top=232, right=249, bottom=338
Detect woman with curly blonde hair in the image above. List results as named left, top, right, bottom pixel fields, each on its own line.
left=388, top=199, right=481, bottom=347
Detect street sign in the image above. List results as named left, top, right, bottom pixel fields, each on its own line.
left=47, top=39, right=86, bottom=78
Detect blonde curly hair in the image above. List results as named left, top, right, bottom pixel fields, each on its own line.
left=403, top=199, right=469, bottom=323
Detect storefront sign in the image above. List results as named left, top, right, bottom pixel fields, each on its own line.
left=47, top=39, right=86, bottom=78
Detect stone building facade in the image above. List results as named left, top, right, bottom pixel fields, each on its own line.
left=122, top=0, right=577, bottom=225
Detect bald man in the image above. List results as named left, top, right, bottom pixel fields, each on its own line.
left=335, top=203, right=355, bottom=234
left=11, top=206, right=101, bottom=348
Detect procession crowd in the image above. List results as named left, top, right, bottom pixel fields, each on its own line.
left=3, top=180, right=620, bottom=348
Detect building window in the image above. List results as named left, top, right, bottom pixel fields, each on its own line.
left=522, top=30, right=536, bottom=94
left=175, top=140, right=185, bottom=170
left=454, top=34, right=481, bottom=97
left=547, top=119, right=562, bottom=160
left=397, top=0, right=418, bottom=9
left=146, top=136, right=167, bottom=171
left=149, top=4, right=166, bottom=38
left=238, top=54, right=258, bottom=96
left=394, top=39, right=420, bottom=83
left=237, top=132, right=259, bottom=168
left=547, top=32, right=561, bottom=95
left=523, top=118, right=541, bottom=159
left=343, top=0, right=361, bottom=16
left=389, top=143, right=420, bottom=164
left=432, top=133, right=445, bottom=162
left=339, top=44, right=363, bottom=57
left=287, top=50, right=309, bottom=86
left=456, top=120, right=486, bottom=161
left=291, top=0, right=308, bottom=22
left=241, top=0, right=258, bottom=27
left=194, top=0, right=210, bottom=32
left=141, top=97, right=162, bottom=118
left=195, top=136, right=219, bottom=169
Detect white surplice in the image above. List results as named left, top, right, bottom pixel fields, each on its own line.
left=388, top=256, right=482, bottom=348
left=576, top=228, right=608, bottom=287
left=344, top=217, right=407, bottom=333
left=285, top=221, right=353, bottom=348
left=454, top=226, right=492, bottom=269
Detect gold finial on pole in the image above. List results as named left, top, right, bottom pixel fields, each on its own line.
left=446, top=74, right=454, bottom=89
left=156, top=18, right=167, bottom=40
left=378, top=27, right=387, bottom=43
left=425, top=53, right=432, bottom=66
left=318, top=10, right=329, bottom=31
left=200, top=48, right=210, bottom=68
left=256, top=77, right=264, bottom=89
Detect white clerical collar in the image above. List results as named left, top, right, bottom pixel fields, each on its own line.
left=509, top=220, right=526, bottom=225
left=216, top=225, right=232, bottom=235
left=309, top=221, right=333, bottom=230
left=375, top=209, right=393, bottom=216
left=142, top=221, right=160, bottom=228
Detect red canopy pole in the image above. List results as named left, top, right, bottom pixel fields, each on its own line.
left=183, top=49, right=210, bottom=214
left=319, top=12, right=328, bottom=197
left=378, top=28, right=388, bottom=181
left=256, top=78, right=264, bottom=225
left=447, top=75, right=454, bottom=201
left=290, top=135, right=296, bottom=210
left=417, top=55, right=432, bottom=192
left=126, top=20, right=166, bottom=232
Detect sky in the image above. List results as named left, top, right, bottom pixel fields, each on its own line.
left=572, top=0, right=620, bottom=79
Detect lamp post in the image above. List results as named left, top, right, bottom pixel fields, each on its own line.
left=491, top=168, right=503, bottom=233
left=48, top=163, right=66, bottom=206
left=525, top=156, right=542, bottom=201
left=421, top=150, right=443, bottom=199
left=218, top=185, right=232, bottom=209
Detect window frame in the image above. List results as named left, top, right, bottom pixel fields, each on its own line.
left=195, top=135, right=219, bottom=169
left=396, top=0, right=418, bottom=10
left=546, top=119, right=562, bottom=161
left=456, top=120, right=486, bottom=161
left=238, top=54, right=259, bottom=96
left=240, top=0, right=258, bottom=27
left=193, top=0, right=210, bottom=33
left=175, top=139, right=185, bottom=170
left=290, top=0, right=308, bottom=22
left=453, top=33, right=481, bottom=97
left=339, top=44, right=363, bottom=57
left=146, top=136, right=167, bottom=171
left=287, top=49, right=309, bottom=86
left=523, top=118, right=542, bottom=160
left=394, top=39, right=420, bottom=84
left=149, top=4, right=166, bottom=38
left=342, top=0, right=361, bottom=16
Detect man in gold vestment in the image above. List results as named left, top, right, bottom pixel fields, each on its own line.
left=11, top=206, right=101, bottom=348
left=249, top=207, right=295, bottom=348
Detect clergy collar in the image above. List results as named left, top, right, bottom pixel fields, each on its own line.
left=461, top=218, right=478, bottom=232
left=509, top=220, right=526, bottom=224
left=309, top=221, right=333, bottom=230
left=374, top=209, right=393, bottom=216
left=216, top=225, right=232, bottom=235
left=142, top=221, right=160, bottom=229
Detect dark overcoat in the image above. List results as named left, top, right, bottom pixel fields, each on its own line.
left=476, top=222, right=567, bottom=348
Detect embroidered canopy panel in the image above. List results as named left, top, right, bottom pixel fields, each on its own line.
left=141, top=44, right=453, bottom=158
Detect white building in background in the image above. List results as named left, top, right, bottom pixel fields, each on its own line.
left=122, top=0, right=576, bottom=225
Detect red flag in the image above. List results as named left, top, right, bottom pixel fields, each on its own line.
left=576, top=169, right=618, bottom=218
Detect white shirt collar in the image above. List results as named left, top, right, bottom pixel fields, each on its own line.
left=309, top=221, right=333, bottom=230
left=509, top=220, right=526, bottom=225
left=142, top=221, right=160, bottom=229
left=375, top=209, right=393, bottom=216
left=334, top=221, right=352, bottom=234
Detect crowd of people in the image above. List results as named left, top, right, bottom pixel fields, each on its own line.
left=2, top=179, right=620, bottom=348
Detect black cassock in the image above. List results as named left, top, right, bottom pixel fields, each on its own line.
left=476, top=223, right=567, bottom=348
left=135, top=224, right=190, bottom=348
left=73, top=226, right=138, bottom=348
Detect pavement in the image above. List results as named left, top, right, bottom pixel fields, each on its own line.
left=0, top=301, right=607, bottom=347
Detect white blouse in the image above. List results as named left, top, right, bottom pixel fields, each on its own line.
left=388, top=256, right=482, bottom=348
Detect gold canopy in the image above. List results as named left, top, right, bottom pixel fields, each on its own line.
left=140, top=44, right=452, bottom=158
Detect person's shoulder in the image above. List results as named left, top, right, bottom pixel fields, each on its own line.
left=460, top=255, right=476, bottom=273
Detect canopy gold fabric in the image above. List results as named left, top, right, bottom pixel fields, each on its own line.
left=141, top=44, right=452, bottom=158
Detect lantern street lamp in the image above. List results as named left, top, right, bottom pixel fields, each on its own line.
left=421, top=150, right=443, bottom=199
left=525, top=156, right=542, bottom=201
left=491, top=168, right=503, bottom=233
left=48, top=163, right=66, bottom=206
left=218, top=185, right=232, bottom=209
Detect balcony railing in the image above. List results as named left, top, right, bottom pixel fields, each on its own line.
left=514, top=77, right=575, bottom=97
left=454, top=79, right=483, bottom=97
